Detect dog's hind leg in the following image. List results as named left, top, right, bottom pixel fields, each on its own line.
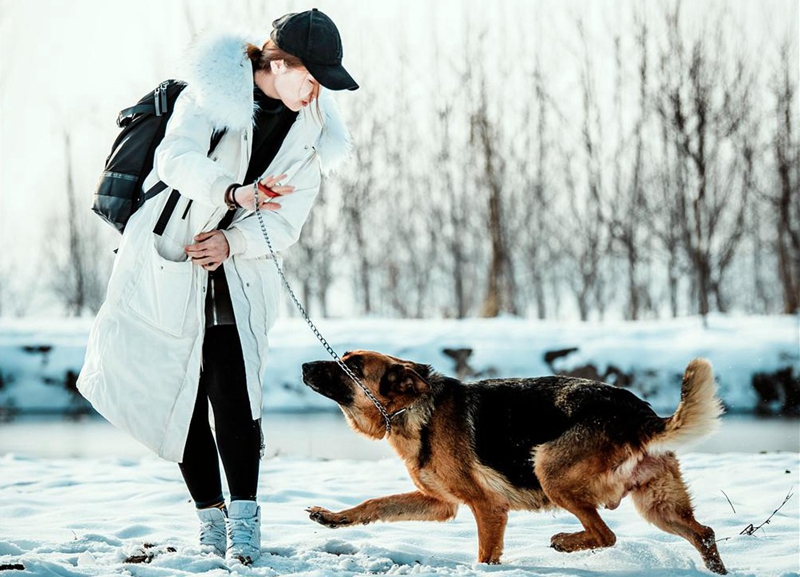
left=535, top=446, right=617, bottom=552
left=630, top=454, right=727, bottom=575
left=546, top=503, right=616, bottom=552
left=307, top=491, right=457, bottom=528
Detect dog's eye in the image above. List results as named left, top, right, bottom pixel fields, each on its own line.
left=346, top=356, right=363, bottom=376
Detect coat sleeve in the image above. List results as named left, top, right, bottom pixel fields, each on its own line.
left=153, top=91, right=234, bottom=208
left=221, top=159, right=321, bottom=259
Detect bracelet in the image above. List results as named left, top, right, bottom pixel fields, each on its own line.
left=224, top=183, right=242, bottom=210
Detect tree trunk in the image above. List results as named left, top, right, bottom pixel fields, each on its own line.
left=775, top=45, right=800, bottom=313
left=64, top=132, right=86, bottom=316
left=472, top=83, right=515, bottom=318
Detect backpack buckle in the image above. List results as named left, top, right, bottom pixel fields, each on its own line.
left=154, top=81, right=170, bottom=117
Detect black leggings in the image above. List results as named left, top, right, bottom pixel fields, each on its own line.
left=179, top=325, right=262, bottom=506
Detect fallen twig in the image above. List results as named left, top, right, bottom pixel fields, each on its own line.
left=720, top=489, right=736, bottom=514
left=739, top=487, right=794, bottom=536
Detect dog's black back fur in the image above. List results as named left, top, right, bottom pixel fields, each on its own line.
left=430, top=375, right=666, bottom=489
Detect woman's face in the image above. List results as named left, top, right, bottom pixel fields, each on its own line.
left=271, top=60, right=319, bottom=112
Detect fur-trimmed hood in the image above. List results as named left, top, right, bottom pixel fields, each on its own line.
left=181, top=33, right=352, bottom=173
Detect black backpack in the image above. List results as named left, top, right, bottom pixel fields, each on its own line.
left=92, top=79, right=224, bottom=234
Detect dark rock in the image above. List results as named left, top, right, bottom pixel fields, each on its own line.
left=443, top=348, right=475, bottom=380
left=544, top=348, right=635, bottom=388
left=543, top=347, right=579, bottom=371
left=21, top=345, right=52, bottom=354
left=752, top=367, right=800, bottom=416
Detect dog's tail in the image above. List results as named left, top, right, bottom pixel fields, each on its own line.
left=649, top=359, right=723, bottom=451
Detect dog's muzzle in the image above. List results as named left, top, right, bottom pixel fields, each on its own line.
left=301, top=361, right=356, bottom=405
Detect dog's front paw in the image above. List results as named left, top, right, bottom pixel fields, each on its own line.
left=306, top=506, right=350, bottom=528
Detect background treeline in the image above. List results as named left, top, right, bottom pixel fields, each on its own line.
left=288, top=1, right=799, bottom=320
left=3, top=0, right=796, bottom=321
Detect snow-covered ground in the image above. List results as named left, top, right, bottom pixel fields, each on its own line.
left=1, top=452, right=798, bottom=576
left=1, top=315, right=798, bottom=575
left=1, top=314, right=798, bottom=415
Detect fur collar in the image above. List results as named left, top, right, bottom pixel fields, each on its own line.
left=314, top=91, right=352, bottom=174
left=181, top=33, right=351, bottom=173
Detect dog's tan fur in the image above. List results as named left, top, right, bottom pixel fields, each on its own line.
left=303, top=352, right=727, bottom=574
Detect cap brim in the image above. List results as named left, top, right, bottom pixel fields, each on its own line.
left=305, top=62, right=359, bottom=91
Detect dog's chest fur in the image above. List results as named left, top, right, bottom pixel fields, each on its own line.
left=389, top=400, right=480, bottom=503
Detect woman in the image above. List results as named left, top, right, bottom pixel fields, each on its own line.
left=78, top=9, right=357, bottom=566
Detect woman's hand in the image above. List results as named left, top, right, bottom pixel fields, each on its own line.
left=185, top=230, right=230, bottom=271
left=233, top=174, right=295, bottom=211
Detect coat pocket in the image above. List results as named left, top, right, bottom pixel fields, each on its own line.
left=127, top=241, right=195, bottom=337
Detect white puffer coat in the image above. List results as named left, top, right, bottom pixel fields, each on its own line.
left=77, top=34, right=350, bottom=462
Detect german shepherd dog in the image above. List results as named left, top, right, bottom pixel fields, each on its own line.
left=302, top=351, right=727, bottom=574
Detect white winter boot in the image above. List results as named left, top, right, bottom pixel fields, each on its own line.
left=226, top=500, right=261, bottom=565
left=196, top=506, right=227, bottom=557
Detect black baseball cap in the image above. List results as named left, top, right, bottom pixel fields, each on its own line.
left=270, top=9, right=359, bottom=91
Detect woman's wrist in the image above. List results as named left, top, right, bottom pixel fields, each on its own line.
left=224, top=183, right=242, bottom=210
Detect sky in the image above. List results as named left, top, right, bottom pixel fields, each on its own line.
left=0, top=0, right=797, bottom=315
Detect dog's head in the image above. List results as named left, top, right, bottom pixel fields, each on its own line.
left=302, top=350, right=432, bottom=439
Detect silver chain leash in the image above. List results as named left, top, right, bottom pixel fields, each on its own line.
left=253, top=185, right=393, bottom=435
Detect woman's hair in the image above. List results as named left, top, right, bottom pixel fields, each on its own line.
left=246, top=39, right=322, bottom=120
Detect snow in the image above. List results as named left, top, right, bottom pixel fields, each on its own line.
left=0, top=452, right=798, bottom=576
left=1, top=314, right=798, bottom=415
left=0, top=315, right=798, bottom=575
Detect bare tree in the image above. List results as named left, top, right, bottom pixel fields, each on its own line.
left=429, top=21, right=485, bottom=319
left=771, top=37, right=800, bottom=313
left=0, top=258, right=39, bottom=317
left=48, top=131, right=108, bottom=316
left=378, top=48, right=441, bottom=318
left=431, top=98, right=474, bottom=318
left=655, top=4, right=754, bottom=320
left=561, top=18, right=612, bottom=321
left=518, top=52, right=555, bottom=320
left=607, top=17, right=652, bottom=320
left=652, top=37, right=689, bottom=318
left=421, top=22, right=483, bottom=319
left=469, top=31, right=519, bottom=318
left=285, top=179, right=338, bottom=317
left=336, top=94, right=383, bottom=316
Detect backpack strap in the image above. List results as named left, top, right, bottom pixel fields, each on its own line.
left=143, top=180, right=168, bottom=203
left=153, top=189, right=181, bottom=236
left=210, top=129, right=227, bottom=154
left=217, top=207, right=236, bottom=231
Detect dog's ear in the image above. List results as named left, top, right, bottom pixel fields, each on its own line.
left=400, top=366, right=431, bottom=396
left=380, top=363, right=430, bottom=397
left=410, top=362, right=432, bottom=381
